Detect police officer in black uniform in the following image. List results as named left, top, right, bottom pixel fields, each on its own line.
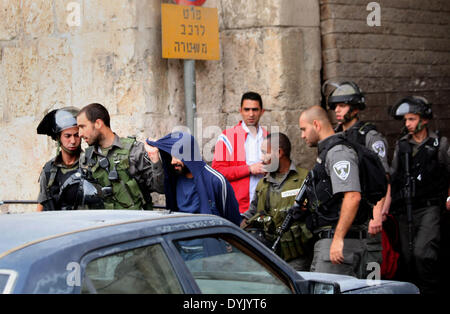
left=389, top=96, right=450, bottom=294
left=37, top=107, right=103, bottom=211
left=323, top=80, right=390, bottom=275
left=299, top=106, right=369, bottom=278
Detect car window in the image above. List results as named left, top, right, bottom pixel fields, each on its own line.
left=81, top=244, right=183, bottom=294
left=0, top=270, right=17, bottom=294
left=0, top=275, right=8, bottom=293
left=174, top=236, right=293, bottom=294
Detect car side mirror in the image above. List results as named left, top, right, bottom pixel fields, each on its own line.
left=293, top=279, right=340, bottom=294
left=308, top=280, right=340, bottom=294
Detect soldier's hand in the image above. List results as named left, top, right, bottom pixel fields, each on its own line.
left=329, top=237, right=344, bottom=264
left=145, top=138, right=160, bottom=163
left=368, top=218, right=382, bottom=235
left=288, top=205, right=305, bottom=220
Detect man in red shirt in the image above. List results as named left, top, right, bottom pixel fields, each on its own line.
left=212, top=92, right=268, bottom=214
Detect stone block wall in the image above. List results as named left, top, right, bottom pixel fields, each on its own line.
left=0, top=0, right=322, bottom=212
left=320, top=0, right=450, bottom=157
left=196, top=0, right=322, bottom=168
left=2, top=0, right=448, bottom=213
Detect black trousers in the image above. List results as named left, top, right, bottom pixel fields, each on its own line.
left=396, top=205, right=441, bottom=294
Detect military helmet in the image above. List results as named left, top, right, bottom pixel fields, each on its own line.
left=389, top=96, right=432, bottom=120
left=37, top=106, right=79, bottom=140
left=58, top=170, right=104, bottom=210
left=322, top=80, right=366, bottom=110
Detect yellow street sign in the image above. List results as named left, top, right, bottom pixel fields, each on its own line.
left=161, top=3, right=220, bottom=60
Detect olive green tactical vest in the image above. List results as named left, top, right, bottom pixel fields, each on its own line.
left=252, top=166, right=312, bottom=261
left=83, top=137, right=150, bottom=210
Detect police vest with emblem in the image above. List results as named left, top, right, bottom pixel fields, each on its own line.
left=81, top=137, right=151, bottom=210
left=391, top=134, right=448, bottom=206
left=304, top=134, right=372, bottom=231
left=251, top=166, right=313, bottom=261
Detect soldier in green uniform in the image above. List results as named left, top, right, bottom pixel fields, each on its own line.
left=76, top=103, right=165, bottom=209
left=241, top=132, right=313, bottom=270
left=37, top=107, right=83, bottom=211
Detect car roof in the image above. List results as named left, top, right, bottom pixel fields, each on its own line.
left=0, top=210, right=223, bottom=259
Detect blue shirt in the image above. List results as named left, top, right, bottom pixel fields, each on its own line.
left=176, top=176, right=200, bottom=213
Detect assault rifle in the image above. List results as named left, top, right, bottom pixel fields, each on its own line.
left=399, top=140, right=415, bottom=257
left=271, top=172, right=312, bottom=252
left=0, top=200, right=38, bottom=205
left=0, top=200, right=167, bottom=209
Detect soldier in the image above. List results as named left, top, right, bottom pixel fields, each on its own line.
left=389, top=96, right=450, bottom=294
left=241, top=133, right=313, bottom=270
left=76, top=103, right=164, bottom=209
left=323, top=80, right=390, bottom=275
left=298, top=106, right=369, bottom=278
left=36, top=107, right=103, bottom=211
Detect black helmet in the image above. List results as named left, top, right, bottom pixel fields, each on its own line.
left=389, top=96, right=432, bottom=120
left=37, top=107, right=79, bottom=140
left=322, top=80, right=365, bottom=110
left=58, top=170, right=104, bottom=210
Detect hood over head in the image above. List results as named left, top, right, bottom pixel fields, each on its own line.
left=146, top=131, right=205, bottom=175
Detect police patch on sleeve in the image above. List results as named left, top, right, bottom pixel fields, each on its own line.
left=333, top=161, right=350, bottom=181
left=372, top=141, right=386, bottom=158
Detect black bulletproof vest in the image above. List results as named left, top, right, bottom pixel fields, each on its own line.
left=391, top=135, right=448, bottom=204
left=305, top=134, right=370, bottom=230
left=335, top=121, right=377, bottom=147
left=43, top=161, right=80, bottom=210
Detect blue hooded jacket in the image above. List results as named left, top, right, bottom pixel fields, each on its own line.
left=147, top=132, right=241, bottom=226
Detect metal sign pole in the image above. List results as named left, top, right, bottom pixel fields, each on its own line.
left=184, top=59, right=196, bottom=135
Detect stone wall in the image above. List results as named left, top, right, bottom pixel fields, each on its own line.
left=320, top=0, right=450, bottom=157
left=0, top=0, right=322, bottom=212
left=203, top=0, right=322, bottom=167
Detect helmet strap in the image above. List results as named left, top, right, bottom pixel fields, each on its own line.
left=343, top=107, right=358, bottom=124
left=58, top=139, right=81, bottom=156
left=414, top=119, right=426, bottom=134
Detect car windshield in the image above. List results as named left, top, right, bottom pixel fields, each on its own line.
left=174, top=236, right=293, bottom=294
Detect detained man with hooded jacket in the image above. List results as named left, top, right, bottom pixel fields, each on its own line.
left=145, top=131, right=240, bottom=226
left=145, top=132, right=241, bottom=265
